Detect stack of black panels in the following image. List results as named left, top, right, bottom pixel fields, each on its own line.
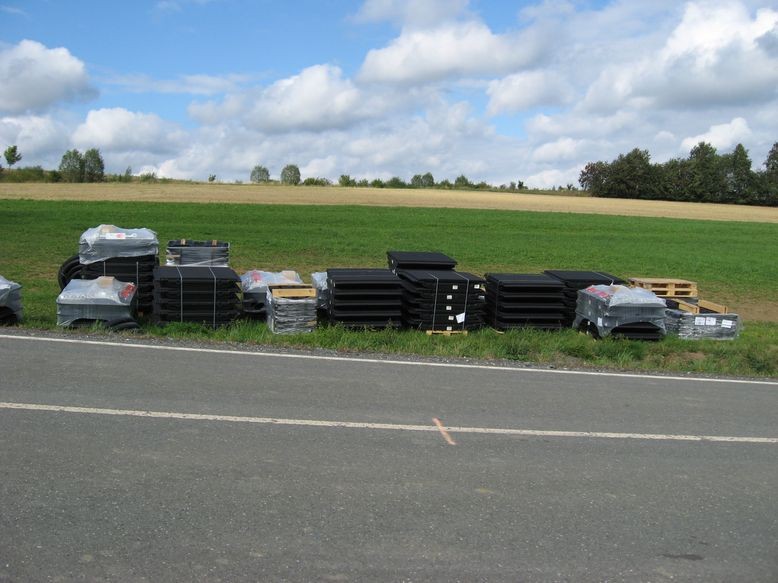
left=398, top=270, right=485, bottom=331
left=167, top=240, right=229, bottom=266
left=387, top=251, right=457, bottom=271
left=81, top=254, right=157, bottom=315
left=544, top=270, right=625, bottom=326
left=485, top=273, right=567, bottom=330
left=326, top=269, right=403, bottom=328
left=153, top=266, right=241, bottom=327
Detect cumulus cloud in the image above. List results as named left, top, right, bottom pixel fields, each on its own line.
left=189, top=64, right=401, bottom=132
left=359, top=21, right=547, bottom=84
left=72, top=108, right=186, bottom=154
left=487, top=71, right=572, bottom=114
left=0, top=40, right=96, bottom=114
left=0, top=114, right=71, bottom=162
left=681, top=117, right=752, bottom=151
left=584, top=2, right=778, bottom=111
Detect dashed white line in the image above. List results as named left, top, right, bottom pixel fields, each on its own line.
left=1, top=402, right=776, bottom=444
left=1, top=334, right=776, bottom=386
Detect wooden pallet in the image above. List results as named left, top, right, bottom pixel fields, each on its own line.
left=426, top=329, right=468, bottom=336
left=629, top=277, right=698, bottom=298
left=671, top=298, right=729, bottom=315
left=270, top=286, right=316, bottom=299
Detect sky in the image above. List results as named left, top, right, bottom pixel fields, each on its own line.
left=1, top=0, right=777, bottom=187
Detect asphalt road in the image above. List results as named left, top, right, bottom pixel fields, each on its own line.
left=1, top=333, right=776, bottom=582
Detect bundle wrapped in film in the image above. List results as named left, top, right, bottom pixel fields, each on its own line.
left=79, top=224, right=158, bottom=264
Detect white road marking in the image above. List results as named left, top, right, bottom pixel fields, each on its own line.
left=1, top=333, right=776, bottom=386
left=1, top=401, right=776, bottom=444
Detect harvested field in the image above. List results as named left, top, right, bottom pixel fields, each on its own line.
left=2, top=183, right=777, bottom=223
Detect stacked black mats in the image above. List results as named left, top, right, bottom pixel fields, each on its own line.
left=326, top=268, right=403, bottom=328
left=397, top=270, right=485, bottom=331
left=81, top=254, right=157, bottom=315
left=167, top=240, right=229, bottom=266
left=484, top=273, right=567, bottom=330
left=153, top=266, right=241, bottom=327
left=387, top=251, right=457, bottom=271
left=544, top=270, right=626, bottom=326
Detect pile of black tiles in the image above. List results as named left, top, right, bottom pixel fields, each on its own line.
left=544, top=270, right=626, bottom=326
left=387, top=251, right=457, bottom=271
left=326, top=268, right=403, bottom=328
left=81, top=254, right=157, bottom=316
left=167, top=240, right=229, bottom=266
left=484, top=273, right=567, bottom=330
left=397, top=269, right=485, bottom=331
left=153, top=266, right=241, bottom=328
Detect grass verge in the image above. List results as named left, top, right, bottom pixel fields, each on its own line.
left=1, top=198, right=776, bottom=378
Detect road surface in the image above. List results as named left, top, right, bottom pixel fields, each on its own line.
left=1, top=333, right=776, bottom=582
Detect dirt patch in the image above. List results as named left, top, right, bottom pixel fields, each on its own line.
left=2, top=183, right=777, bottom=223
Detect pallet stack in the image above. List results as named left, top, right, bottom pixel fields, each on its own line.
left=267, top=286, right=317, bottom=334
left=0, top=275, right=23, bottom=325
left=387, top=251, right=457, bottom=272
left=573, top=285, right=667, bottom=340
left=153, top=266, right=242, bottom=328
left=81, top=255, right=157, bottom=316
left=166, top=240, right=230, bottom=267
left=628, top=278, right=697, bottom=299
left=57, top=276, right=137, bottom=328
left=326, top=268, right=403, bottom=328
left=240, top=270, right=303, bottom=320
left=398, top=269, right=485, bottom=332
left=484, top=273, right=567, bottom=330
left=544, top=270, right=626, bottom=326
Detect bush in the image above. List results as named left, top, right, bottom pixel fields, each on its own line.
left=280, top=164, right=301, bottom=185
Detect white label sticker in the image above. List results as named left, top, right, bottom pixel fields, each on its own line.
left=705, top=317, right=717, bottom=326
left=448, top=315, right=454, bottom=321
left=445, top=326, right=453, bottom=331
left=597, top=317, right=602, bottom=327
left=103, top=233, right=126, bottom=240
left=456, top=312, right=466, bottom=323
left=694, top=317, right=706, bottom=325
left=446, top=294, right=453, bottom=300
left=446, top=305, right=452, bottom=311
left=474, top=284, right=481, bottom=289
left=452, top=285, right=459, bottom=290
left=721, top=319, right=735, bottom=328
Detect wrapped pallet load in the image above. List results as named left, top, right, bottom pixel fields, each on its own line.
left=0, top=275, right=23, bottom=325
left=57, top=276, right=138, bottom=330
left=241, top=270, right=304, bottom=319
left=574, top=285, right=667, bottom=340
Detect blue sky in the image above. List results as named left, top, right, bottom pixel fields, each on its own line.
left=1, top=0, right=777, bottom=186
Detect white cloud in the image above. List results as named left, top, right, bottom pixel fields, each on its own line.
left=531, top=137, right=584, bottom=163
left=190, top=64, right=401, bottom=132
left=353, top=0, right=469, bottom=27
left=681, top=117, right=752, bottom=151
left=487, top=71, right=572, bottom=114
left=0, top=114, right=71, bottom=161
left=358, top=21, right=546, bottom=84
left=72, top=108, right=186, bottom=154
left=0, top=40, right=96, bottom=114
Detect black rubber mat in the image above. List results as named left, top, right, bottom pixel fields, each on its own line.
left=387, top=251, right=457, bottom=271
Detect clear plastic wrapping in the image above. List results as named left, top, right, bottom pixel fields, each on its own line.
left=240, top=270, right=303, bottom=292
left=665, top=309, right=741, bottom=340
left=267, top=292, right=317, bottom=335
left=79, top=224, right=159, bottom=264
left=56, top=276, right=136, bottom=326
left=0, top=275, right=23, bottom=324
left=311, top=272, right=329, bottom=310
left=573, top=285, right=667, bottom=338
left=166, top=240, right=230, bottom=266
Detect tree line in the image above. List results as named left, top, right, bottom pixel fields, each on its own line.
left=0, top=146, right=117, bottom=183
left=579, top=142, right=778, bottom=206
left=250, top=163, right=531, bottom=191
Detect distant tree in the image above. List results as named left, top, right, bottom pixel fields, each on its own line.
left=454, top=174, right=471, bottom=188
left=578, top=161, right=609, bottom=195
left=410, top=174, right=423, bottom=188
left=688, top=142, right=726, bottom=202
left=421, top=172, right=435, bottom=188
left=123, top=166, right=133, bottom=182
left=83, top=148, right=105, bottom=182
left=357, top=178, right=369, bottom=187
left=302, top=177, right=331, bottom=186
left=59, top=149, right=84, bottom=183
left=250, top=165, right=270, bottom=183
left=509, top=181, right=516, bottom=190
left=280, top=164, right=301, bottom=185
left=4, top=145, right=22, bottom=167
left=722, top=143, right=754, bottom=202
left=438, top=179, right=452, bottom=189
left=516, top=180, right=525, bottom=190
left=370, top=178, right=385, bottom=188
left=339, top=174, right=356, bottom=187
left=386, top=176, right=407, bottom=188
left=208, top=174, right=216, bottom=182
left=764, top=142, right=778, bottom=176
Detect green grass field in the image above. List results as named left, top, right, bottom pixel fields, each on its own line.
left=1, top=199, right=776, bottom=376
